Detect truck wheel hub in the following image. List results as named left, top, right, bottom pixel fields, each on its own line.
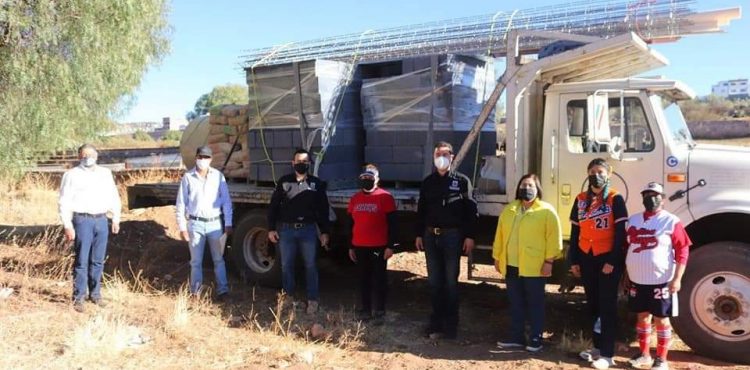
left=691, top=272, right=750, bottom=341
left=243, top=227, right=275, bottom=273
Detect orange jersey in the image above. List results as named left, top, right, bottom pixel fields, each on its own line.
left=572, top=190, right=628, bottom=256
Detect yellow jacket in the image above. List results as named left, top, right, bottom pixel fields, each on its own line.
left=492, top=199, right=563, bottom=277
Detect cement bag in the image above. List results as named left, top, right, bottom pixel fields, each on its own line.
left=209, top=125, right=237, bottom=135
left=209, top=114, right=227, bottom=125
left=207, top=133, right=228, bottom=144
left=208, top=142, right=235, bottom=155
left=180, top=115, right=211, bottom=169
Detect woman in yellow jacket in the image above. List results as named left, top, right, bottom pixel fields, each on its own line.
left=493, top=174, right=562, bottom=352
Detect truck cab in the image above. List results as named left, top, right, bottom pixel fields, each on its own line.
left=495, top=35, right=750, bottom=362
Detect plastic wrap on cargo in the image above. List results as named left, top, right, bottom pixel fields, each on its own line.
left=246, top=60, right=360, bottom=129
left=361, top=61, right=452, bottom=131
left=360, top=55, right=496, bottom=131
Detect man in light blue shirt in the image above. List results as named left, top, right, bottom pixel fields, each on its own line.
left=176, top=145, right=233, bottom=300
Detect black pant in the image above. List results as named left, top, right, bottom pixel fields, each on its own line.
left=353, top=247, right=388, bottom=313
left=579, top=250, right=622, bottom=358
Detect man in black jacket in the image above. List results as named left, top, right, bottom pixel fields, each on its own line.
left=268, top=148, right=331, bottom=314
left=415, top=141, right=478, bottom=339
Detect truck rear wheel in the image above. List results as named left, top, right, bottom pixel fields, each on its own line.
left=230, top=209, right=281, bottom=288
left=672, top=242, right=750, bottom=364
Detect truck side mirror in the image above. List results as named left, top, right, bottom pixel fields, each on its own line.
left=587, top=92, right=612, bottom=147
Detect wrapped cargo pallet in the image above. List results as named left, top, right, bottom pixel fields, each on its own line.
left=360, top=55, right=497, bottom=182
left=244, top=59, right=364, bottom=188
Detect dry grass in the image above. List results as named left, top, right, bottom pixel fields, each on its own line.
left=0, top=228, right=365, bottom=369
left=94, top=134, right=179, bottom=150
left=0, top=173, right=60, bottom=226
left=0, top=169, right=181, bottom=227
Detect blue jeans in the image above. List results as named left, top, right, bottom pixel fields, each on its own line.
left=188, top=219, right=228, bottom=294
left=72, top=214, right=109, bottom=302
left=278, top=224, right=319, bottom=301
left=423, top=229, right=462, bottom=334
left=505, top=265, right=547, bottom=346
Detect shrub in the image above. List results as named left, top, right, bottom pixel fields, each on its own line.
left=133, top=130, right=154, bottom=142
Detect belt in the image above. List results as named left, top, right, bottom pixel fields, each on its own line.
left=188, top=215, right=221, bottom=222
left=281, top=222, right=313, bottom=230
left=426, top=226, right=459, bottom=236
left=73, top=212, right=106, bottom=218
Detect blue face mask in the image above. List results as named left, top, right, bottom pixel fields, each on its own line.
left=82, top=157, right=97, bottom=167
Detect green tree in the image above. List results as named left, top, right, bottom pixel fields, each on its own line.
left=0, top=0, right=171, bottom=177
left=187, top=83, right=248, bottom=120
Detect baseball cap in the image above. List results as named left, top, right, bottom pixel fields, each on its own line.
left=196, top=145, right=212, bottom=157
left=359, top=168, right=379, bottom=179
left=641, top=182, right=664, bottom=194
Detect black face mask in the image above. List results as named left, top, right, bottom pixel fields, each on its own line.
left=518, top=188, right=536, bottom=201
left=293, top=163, right=309, bottom=174
left=588, top=173, right=607, bottom=188
left=643, top=195, right=662, bottom=211
left=359, top=178, right=376, bottom=192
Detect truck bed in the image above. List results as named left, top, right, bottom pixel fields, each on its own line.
left=128, top=182, right=422, bottom=211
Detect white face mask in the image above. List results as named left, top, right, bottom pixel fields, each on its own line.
left=196, top=158, right=211, bottom=170
left=81, top=157, right=97, bottom=168
left=433, top=156, right=451, bottom=171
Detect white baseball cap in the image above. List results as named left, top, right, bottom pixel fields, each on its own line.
left=641, top=182, right=664, bottom=195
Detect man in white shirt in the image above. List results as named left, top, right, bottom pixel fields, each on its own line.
left=176, top=146, right=233, bottom=300
left=59, top=144, right=121, bottom=313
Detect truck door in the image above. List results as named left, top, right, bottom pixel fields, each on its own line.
left=555, top=92, right=664, bottom=236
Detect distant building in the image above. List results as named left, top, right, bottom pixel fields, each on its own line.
left=162, top=116, right=188, bottom=131
left=712, top=79, right=749, bottom=99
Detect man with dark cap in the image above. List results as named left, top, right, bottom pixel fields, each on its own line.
left=59, top=143, right=121, bottom=312
left=176, top=145, right=233, bottom=300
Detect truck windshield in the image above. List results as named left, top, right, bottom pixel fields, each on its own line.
left=659, top=96, right=695, bottom=147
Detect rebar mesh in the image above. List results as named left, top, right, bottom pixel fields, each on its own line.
left=241, top=0, right=699, bottom=68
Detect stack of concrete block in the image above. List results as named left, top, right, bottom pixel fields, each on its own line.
left=246, top=60, right=361, bottom=129
left=361, top=54, right=497, bottom=182
left=245, top=127, right=364, bottom=187
left=206, top=104, right=251, bottom=179
left=365, top=130, right=496, bottom=182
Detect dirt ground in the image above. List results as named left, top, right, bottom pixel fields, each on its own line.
left=91, top=205, right=746, bottom=370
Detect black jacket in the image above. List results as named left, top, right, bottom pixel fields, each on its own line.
left=416, top=171, right=479, bottom=239
left=268, top=173, right=331, bottom=234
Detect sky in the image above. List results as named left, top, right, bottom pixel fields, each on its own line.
left=118, top=0, right=750, bottom=123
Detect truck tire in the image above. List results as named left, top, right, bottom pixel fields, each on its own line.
left=672, top=242, right=750, bottom=364
left=230, top=209, right=281, bottom=288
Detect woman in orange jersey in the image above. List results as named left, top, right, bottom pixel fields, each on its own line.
left=568, top=158, right=628, bottom=370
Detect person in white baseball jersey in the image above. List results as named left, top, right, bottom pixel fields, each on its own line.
left=625, top=182, right=691, bottom=370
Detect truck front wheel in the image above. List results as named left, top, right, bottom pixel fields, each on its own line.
left=672, top=241, right=750, bottom=364
left=230, top=209, right=282, bottom=288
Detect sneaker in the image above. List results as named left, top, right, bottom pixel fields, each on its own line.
left=651, top=358, right=669, bottom=370
left=306, top=300, right=319, bottom=315
left=580, top=348, right=602, bottom=362
left=90, top=297, right=107, bottom=307
left=73, top=300, right=85, bottom=313
left=214, top=292, right=229, bottom=303
left=526, top=341, right=543, bottom=352
left=591, top=357, right=615, bottom=369
left=629, top=354, right=654, bottom=369
left=496, top=341, right=525, bottom=349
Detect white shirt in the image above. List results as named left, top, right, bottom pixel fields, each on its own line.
left=625, top=210, right=690, bottom=285
left=58, top=165, right=122, bottom=229
left=175, top=167, right=233, bottom=231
